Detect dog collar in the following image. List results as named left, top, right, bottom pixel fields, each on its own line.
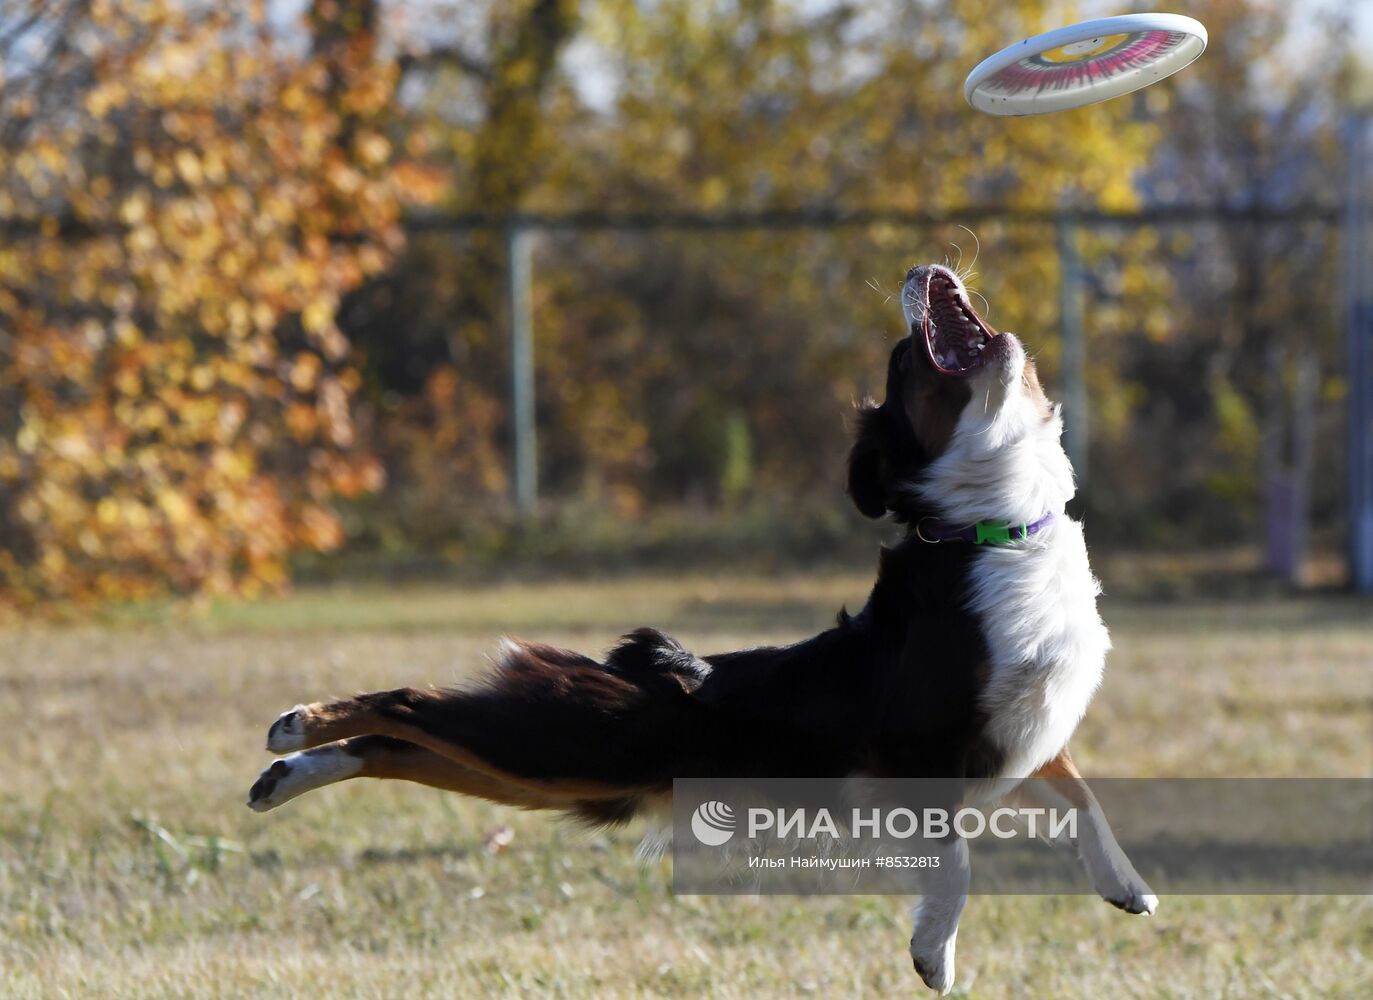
left=915, top=511, right=1056, bottom=545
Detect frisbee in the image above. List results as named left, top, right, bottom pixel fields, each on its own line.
left=964, top=13, right=1207, bottom=117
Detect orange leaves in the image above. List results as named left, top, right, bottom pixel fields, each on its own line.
left=391, top=161, right=446, bottom=207
left=0, top=0, right=405, bottom=607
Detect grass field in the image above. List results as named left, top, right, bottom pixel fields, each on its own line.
left=2, top=570, right=1371, bottom=998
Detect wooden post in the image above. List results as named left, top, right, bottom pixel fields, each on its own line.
left=507, top=223, right=537, bottom=518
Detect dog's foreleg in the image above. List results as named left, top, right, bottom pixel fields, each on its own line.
left=247, top=735, right=562, bottom=813
left=908, top=834, right=969, bottom=996
left=1017, top=747, right=1158, bottom=915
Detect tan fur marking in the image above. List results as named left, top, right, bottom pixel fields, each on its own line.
left=1029, top=746, right=1093, bottom=809
left=289, top=697, right=647, bottom=802
left=345, top=738, right=561, bottom=809
left=1020, top=356, right=1055, bottom=423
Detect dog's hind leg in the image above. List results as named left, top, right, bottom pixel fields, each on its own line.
left=263, top=685, right=645, bottom=801
left=1014, top=747, right=1158, bottom=915
left=247, top=736, right=563, bottom=813
left=266, top=695, right=404, bottom=754
left=260, top=635, right=689, bottom=807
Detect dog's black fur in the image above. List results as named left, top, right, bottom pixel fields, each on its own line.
left=350, top=336, right=1001, bottom=824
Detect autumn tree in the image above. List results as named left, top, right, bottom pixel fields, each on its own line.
left=0, top=0, right=411, bottom=603
left=1109, top=0, right=1351, bottom=556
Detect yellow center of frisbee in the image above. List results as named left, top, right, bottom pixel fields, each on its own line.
left=1038, top=33, right=1129, bottom=64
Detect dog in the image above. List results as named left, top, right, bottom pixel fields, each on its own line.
left=247, top=262, right=1156, bottom=993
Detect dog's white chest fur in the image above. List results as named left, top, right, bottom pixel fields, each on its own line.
left=966, top=520, right=1109, bottom=779
left=917, top=342, right=1109, bottom=782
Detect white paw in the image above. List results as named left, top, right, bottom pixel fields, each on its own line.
left=1083, top=835, right=1158, bottom=915
left=246, top=748, right=360, bottom=812
left=265, top=705, right=310, bottom=753
left=247, top=757, right=295, bottom=812
left=1107, top=887, right=1158, bottom=915
left=910, top=932, right=956, bottom=995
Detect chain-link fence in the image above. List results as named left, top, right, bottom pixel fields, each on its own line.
left=370, top=192, right=1366, bottom=589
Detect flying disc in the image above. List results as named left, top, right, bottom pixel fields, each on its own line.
left=964, top=13, right=1207, bottom=117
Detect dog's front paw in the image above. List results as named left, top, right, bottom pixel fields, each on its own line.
left=1095, top=857, right=1158, bottom=915
left=1106, top=886, right=1158, bottom=915
left=1084, top=837, right=1158, bottom=915
left=266, top=705, right=313, bottom=752
left=910, top=934, right=956, bottom=995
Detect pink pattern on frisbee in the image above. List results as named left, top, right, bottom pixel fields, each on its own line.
left=983, top=30, right=1186, bottom=96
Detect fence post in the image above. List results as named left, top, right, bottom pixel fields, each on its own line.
left=1057, top=215, right=1088, bottom=488
left=507, top=222, right=537, bottom=518
left=1262, top=345, right=1316, bottom=584
left=1344, top=114, right=1373, bottom=593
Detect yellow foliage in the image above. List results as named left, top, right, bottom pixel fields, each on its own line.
left=0, top=0, right=408, bottom=606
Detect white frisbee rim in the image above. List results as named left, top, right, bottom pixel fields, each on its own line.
left=963, top=13, right=1208, bottom=117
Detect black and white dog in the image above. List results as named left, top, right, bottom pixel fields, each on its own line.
left=248, top=263, right=1155, bottom=993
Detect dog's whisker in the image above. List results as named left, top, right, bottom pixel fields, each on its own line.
left=956, top=224, right=981, bottom=273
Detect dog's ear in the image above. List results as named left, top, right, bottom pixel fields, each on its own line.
left=847, top=404, right=890, bottom=519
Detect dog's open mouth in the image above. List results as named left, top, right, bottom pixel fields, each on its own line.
left=919, top=268, right=998, bottom=375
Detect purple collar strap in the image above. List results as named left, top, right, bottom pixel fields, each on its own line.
left=915, top=511, right=1057, bottom=545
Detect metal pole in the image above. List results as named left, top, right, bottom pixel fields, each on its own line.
left=507, top=223, right=537, bottom=518
left=1345, top=113, right=1373, bottom=593
left=1057, top=216, right=1088, bottom=488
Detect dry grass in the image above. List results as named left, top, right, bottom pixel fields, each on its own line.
left=2, top=571, right=1371, bottom=998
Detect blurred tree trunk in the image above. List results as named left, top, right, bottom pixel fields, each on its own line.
left=345, top=0, right=579, bottom=389
left=1262, top=346, right=1318, bottom=584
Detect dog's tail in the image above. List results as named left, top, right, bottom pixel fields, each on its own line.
left=426, top=628, right=717, bottom=825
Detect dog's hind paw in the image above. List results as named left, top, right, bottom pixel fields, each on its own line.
left=910, top=936, right=956, bottom=995
left=247, top=747, right=361, bottom=812
left=266, top=705, right=312, bottom=753
left=247, top=758, right=294, bottom=812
